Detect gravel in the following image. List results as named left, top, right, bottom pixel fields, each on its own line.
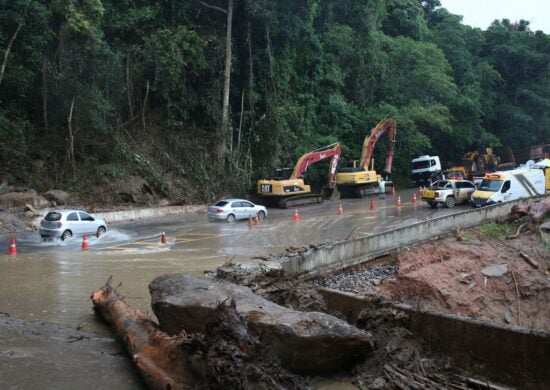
left=315, top=264, right=397, bottom=294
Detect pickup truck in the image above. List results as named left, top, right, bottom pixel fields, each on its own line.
left=421, top=179, right=477, bottom=208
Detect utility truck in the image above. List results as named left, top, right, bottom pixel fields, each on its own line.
left=470, top=165, right=549, bottom=207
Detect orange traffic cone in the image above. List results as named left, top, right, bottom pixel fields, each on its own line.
left=413, top=193, right=418, bottom=205
left=248, top=214, right=253, bottom=226
left=81, top=234, right=89, bottom=250
left=370, top=198, right=375, bottom=210
left=8, top=237, right=16, bottom=255
left=293, top=209, right=300, bottom=221
left=160, top=231, right=168, bottom=244
left=254, top=215, right=260, bottom=225
left=391, top=186, right=396, bottom=196
left=337, top=204, right=344, bottom=215
left=396, top=196, right=402, bottom=207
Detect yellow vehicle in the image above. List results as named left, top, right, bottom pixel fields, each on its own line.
left=335, top=117, right=397, bottom=197
left=257, top=143, right=341, bottom=208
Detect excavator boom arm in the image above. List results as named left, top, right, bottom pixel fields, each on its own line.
left=290, top=143, right=341, bottom=186
left=360, top=117, right=397, bottom=174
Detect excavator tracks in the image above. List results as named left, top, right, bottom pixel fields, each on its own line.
left=278, top=194, right=324, bottom=209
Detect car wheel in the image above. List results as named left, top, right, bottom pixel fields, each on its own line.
left=428, top=201, right=437, bottom=209
left=445, top=196, right=456, bottom=208
left=61, top=230, right=72, bottom=241
left=226, top=214, right=235, bottom=223
left=96, top=226, right=106, bottom=237
left=257, top=211, right=266, bottom=221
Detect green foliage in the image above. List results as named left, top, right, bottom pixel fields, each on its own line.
left=478, top=222, right=514, bottom=241
left=0, top=0, right=549, bottom=202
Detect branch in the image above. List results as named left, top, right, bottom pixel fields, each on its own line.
left=0, top=1, right=33, bottom=87
left=200, top=1, right=227, bottom=14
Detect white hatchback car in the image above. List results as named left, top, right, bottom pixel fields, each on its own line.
left=39, top=209, right=107, bottom=241
left=207, top=198, right=268, bottom=223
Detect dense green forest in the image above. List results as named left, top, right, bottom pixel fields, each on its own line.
left=0, top=0, right=549, bottom=203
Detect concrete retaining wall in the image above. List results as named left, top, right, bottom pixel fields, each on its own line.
left=32, top=205, right=206, bottom=226
left=399, top=304, right=550, bottom=390
left=319, top=288, right=550, bottom=390
left=283, top=197, right=547, bottom=275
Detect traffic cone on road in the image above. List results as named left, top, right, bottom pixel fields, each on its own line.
left=370, top=198, right=375, bottom=210
left=413, top=193, right=418, bottom=205
left=81, top=234, right=89, bottom=250
left=160, top=231, right=168, bottom=244
left=396, top=196, right=402, bottom=207
left=8, top=237, right=16, bottom=255
left=293, top=209, right=300, bottom=221
left=254, top=214, right=260, bottom=225
left=248, top=214, right=253, bottom=226
left=337, top=204, right=344, bottom=215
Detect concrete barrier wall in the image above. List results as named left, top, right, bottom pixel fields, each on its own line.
left=399, top=304, right=550, bottom=390
left=283, top=196, right=547, bottom=275
left=32, top=205, right=206, bottom=226
left=319, top=288, right=550, bottom=390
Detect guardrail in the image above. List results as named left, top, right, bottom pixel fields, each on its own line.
left=282, top=196, right=548, bottom=275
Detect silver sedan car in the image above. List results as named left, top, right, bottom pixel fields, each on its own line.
left=39, top=209, right=107, bottom=241
left=207, top=198, right=268, bottom=223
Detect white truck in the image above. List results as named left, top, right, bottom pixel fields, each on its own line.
left=470, top=166, right=549, bottom=207
left=411, top=155, right=441, bottom=185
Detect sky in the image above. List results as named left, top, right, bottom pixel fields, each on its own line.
left=439, top=0, right=550, bottom=33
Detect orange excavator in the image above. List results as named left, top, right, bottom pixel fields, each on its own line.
left=257, top=143, right=341, bottom=208
left=335, top=116, right=397, bottom=197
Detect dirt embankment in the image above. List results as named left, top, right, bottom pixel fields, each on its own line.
left=216, top=221, right=549, bottom=389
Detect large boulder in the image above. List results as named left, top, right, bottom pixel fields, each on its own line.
left=43, top=190, right=71, bottom=205
left=149, top=273, right=372, bottom=374
left=115, top=175, right=154, bottom=203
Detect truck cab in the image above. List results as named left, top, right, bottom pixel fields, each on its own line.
left=411, top=155, right=441, bottom=185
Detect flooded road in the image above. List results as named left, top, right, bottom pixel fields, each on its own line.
left=0, top=189, right=461, bottom=334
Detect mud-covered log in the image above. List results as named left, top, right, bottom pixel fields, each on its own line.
left=504, top=198, right=550, bottom=225
left=91, top=280, right=197, bottom=390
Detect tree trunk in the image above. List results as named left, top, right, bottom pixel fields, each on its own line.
left=67, top=95, right=76, bottom=181
left=42, top=58, right=48, bottom=130
left=142, top=80, right=149, bottom=132
left=217, top=0, right=233, bottom=167
left=126, top=51, right=133, bottom=120
left=0, top=1, right=32, bottom=88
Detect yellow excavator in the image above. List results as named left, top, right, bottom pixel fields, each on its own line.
left=335, top=117, right=397, bottom=197
left=257, top=143, right=341, bottom=208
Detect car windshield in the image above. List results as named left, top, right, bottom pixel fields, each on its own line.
left=45, top=212, right=62, bottom=221
left=478, top=179, right=503, bottom=192
left=214, top=201, right=229, bottom=207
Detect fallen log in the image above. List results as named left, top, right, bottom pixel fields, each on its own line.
left=519, top=251, right=539, bottom=269
left=91, top=278, right=197, bottom=390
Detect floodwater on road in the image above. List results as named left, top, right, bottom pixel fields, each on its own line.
left=0, top=189, right=460, bottom=334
